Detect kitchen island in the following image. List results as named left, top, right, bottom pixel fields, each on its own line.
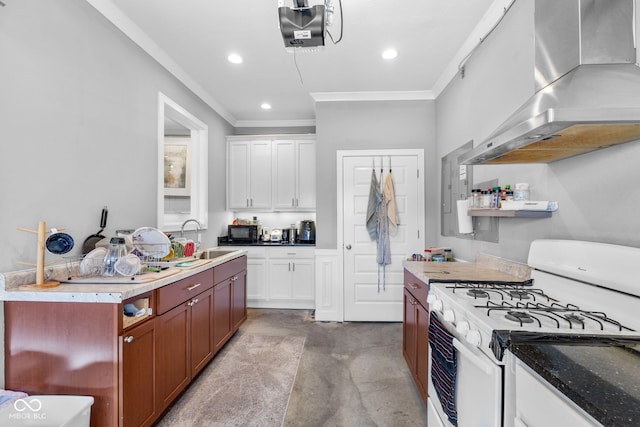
left=1, top=250, right=247, bottom=427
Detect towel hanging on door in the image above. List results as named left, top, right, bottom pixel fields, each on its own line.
left=384, top=170, right=399, bottom=235
left=365, top=161, right=399, bottom=292
left=365, top=168, right=381, bottom=241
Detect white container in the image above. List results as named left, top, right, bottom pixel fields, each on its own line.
left=0, top=395, right=94, bottom=427
left=513, top=183, right=530, bottom=201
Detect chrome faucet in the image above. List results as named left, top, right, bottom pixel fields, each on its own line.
left=181, top=219, right=202, bottom=251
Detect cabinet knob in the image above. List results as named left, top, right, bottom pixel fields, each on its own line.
left=124, top=336, right=134, bottom=343
left=346, top=244, right=352, bottom=250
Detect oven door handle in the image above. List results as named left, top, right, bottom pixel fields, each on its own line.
left=452, top=338, right=493, bottom=375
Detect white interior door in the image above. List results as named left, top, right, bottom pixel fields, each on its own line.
left=341, top=151, right=424, bottom=321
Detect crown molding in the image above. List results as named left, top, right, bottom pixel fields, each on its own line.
left=310, top=91, right=434, bottom=102
left=234, top=119, right=316, bottom=128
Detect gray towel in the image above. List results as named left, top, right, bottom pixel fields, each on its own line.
left=366, top=169, right=381, bottom=240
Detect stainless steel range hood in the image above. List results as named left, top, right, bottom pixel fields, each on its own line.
left=460, top=0, right=640, bottom=165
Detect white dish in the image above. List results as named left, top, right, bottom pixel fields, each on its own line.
left=132, top=227, right=171, bottom=257
left=80, top=247, right=107, bottom=275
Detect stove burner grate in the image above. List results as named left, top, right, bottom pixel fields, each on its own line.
left=447, top=282, right=552, bottom=302
left=505, top=310, right=534, bottom=324
left=509, top=290, right=532, bottom=300
left=475, top=300, right=634, bottom=331
left=467, top=289, right=489, bottom=298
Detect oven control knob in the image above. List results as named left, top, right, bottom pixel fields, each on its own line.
left=427, top=294, right=437, bottom=305
left=465, top=330, right=482, bottom=347
left=432, top=299, right=443, bottom=312
left=443, top=309, right=455, bottom=323
left=456, top=321, right=470, bottom=335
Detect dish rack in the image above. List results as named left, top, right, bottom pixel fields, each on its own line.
left=64, top=240, right=184, bottom=279
left=64, top=255, right=105, bottom=279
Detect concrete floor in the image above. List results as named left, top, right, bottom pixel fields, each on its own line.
left=239, top=309, right=428, bottom=427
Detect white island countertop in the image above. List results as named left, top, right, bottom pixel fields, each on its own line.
left=0, top=249, right=247, bottom=304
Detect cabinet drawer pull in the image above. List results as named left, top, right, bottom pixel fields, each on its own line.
left=409, top=283, right=420, bottom=290
left=187, top=283, right=201, bottom=291
left=124, top=336, right=134, bottom=343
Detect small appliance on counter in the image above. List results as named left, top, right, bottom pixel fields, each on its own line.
left=228, top=224, right=261, bottom=243
left=270, top=228, right=282, bottom=243
left=288, top=225, right=297, bottom=244
left=297, top=220, right=316, bottom=243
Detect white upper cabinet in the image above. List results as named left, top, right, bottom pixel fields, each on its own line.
left=227, top=139, right=272, bottom=210
left=272, top=139, right=316, bottom=211
left=227, top=135, right=315, bottom=212
left=295, top=140, right=316, bottom=210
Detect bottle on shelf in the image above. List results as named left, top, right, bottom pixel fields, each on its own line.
left=514, top=183, right=530, bottom=201
left=491, top=187, right=501, bottom=208
left=471, top=189, right=480, bottom=209
left=481, top=190, right=491, bottom=208
left=501, top=185, right=510, bottom=200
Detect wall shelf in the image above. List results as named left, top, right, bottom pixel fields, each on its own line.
left=468, top=209, right=553, bottom=218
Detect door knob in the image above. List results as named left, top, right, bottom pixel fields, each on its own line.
left=346, top=244, right=352, bottom=250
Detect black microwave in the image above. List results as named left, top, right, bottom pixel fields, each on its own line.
left=228, top=225, right=260, bottom=242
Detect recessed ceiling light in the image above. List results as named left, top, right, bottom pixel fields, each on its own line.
left=382, top=49, right=398, bottom=60
left=227, top=54, right=243, bottom=64
left=261, top=103, right=272, bottom=110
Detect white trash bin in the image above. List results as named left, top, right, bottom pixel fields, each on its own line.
left=0, top=395, right=94, bottom=427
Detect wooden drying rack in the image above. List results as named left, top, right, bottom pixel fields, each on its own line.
left=17, top=221, right=66, bottom=288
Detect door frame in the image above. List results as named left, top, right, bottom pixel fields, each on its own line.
left=336, top=149, right=425, bottom=322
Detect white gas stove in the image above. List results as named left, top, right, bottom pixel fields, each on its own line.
left=426, top=240, right=640, bottom=427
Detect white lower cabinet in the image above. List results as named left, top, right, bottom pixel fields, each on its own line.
left=242, top=247, right=268, bottom=302
left=222, top=246, right=314, bottom=309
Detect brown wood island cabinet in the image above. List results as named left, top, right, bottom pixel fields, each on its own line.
left=403, top=269, right=429, bottom=404
left=155, top=269, right=215, bottom=414
left=4, top=255, right=248, bottom=427
left=212, top=256, right=247, bottom=353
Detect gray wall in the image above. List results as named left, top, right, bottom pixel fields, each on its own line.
left=315, top=100, right=438, bottom=249
left=435, top=0, right=640, bottom=262
left=0, top=0, right=233, bottom=274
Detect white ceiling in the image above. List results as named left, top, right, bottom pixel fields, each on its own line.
left=89, top=0, right=509, bottom=127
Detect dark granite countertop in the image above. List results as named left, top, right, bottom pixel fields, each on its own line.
left=494, top=332, right=640, bottom=426
left=217, top=237, right=315, bottom=247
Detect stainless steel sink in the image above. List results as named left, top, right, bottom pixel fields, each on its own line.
left=198, top=249, right=235, bottom=260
